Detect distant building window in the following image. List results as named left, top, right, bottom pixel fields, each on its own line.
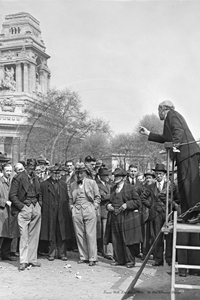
left=10, top=27, right=21, bottom=34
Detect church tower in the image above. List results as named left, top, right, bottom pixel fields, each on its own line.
left=0, top=12, right=50, bottom=163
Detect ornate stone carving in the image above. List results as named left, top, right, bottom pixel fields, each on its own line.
left=0, top=97, right=16, bottom=112
left=0, top=67, right=16, bottom=91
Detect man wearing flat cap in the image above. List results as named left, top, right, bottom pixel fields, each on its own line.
left=69, top=162, right=100, bottom=266
left=40, top=165, right=72, bottom=261
left=9, top=159, right=42, bottom=271
left=105, top=168, right=142, bottom=268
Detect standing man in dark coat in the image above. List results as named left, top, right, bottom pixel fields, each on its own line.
left=139, top=100, right=200, bottom=277
left=40, top=166, right=72, bottom=261
left=105, top=168, right=142, bottom=268
left=9, top=159, right=42, bottom=271
left=139, top=100, right=200, bottom=222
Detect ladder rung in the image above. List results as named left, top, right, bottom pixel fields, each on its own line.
left=174, top=284, right=200, bottom=290
left=175, top=264, right=200, bottom=269
left=176, top=245, right=200, bottom=250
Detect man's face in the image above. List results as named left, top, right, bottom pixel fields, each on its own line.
left=100, top=175, right=109, bottom=183
left=145, top=175, right=154, bottom=185
left=35, top=166, right=42, bottom=178
left=15, top=163, right=24, bottom=174
left=66, top=162, right=73, bottom=174
left=114, top=175, right=124, bottom=184
left=129, top=167, right=137, bottom=179
left=26, top=166, right=35, bottom=176
left=155, top=171, right=165, bottom=182
left=3, top=166, right=12, bottom=179
left=158, top=106, right=165, bottom=121
left=76, top=171, right=86, bottom=181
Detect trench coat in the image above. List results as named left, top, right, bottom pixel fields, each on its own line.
left=104, top=183, right=142, bottom=246
left=40, top=178, right=72, bottom=242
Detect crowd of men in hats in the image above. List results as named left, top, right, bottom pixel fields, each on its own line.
left=1, top=97, right=200, bottom=279
left=0, top=150, right=184, bottom=273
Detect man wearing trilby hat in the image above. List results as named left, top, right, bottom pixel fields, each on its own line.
left=40, top=165, right=72, bottom=261
left=69, top=162, right=100, bottom=266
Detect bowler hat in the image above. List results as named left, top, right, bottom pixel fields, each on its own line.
left=144, top=171, right=155, bottom=178
left=98, top=167, right=110, bottom=176
left=49, top=165, right=62, bottom=174
left=84, top=155, right=96, bottom=163
left=152, top=163, right=167, bottom=173
left=112, top=168, right=127, bottom=177
left=75, top=162, right=86, bottom=173
left=0, top=152, right=10, bottom=163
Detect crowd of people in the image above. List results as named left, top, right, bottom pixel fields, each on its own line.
left=0, top=100, right=200, bottom=279
left=0, top=152, right=182, bottom=273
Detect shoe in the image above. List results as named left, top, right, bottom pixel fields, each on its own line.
left=103, top=254, right=113, bottom=260
left=48, top=257, right=55, bottom=261
left=179, top=269, right=187, bottom=277
left=77, top=260, right=89, bottom=264
left=111, top=261, right=121, bottom=266
left=10, top=252, right=19, bottom=257
left=60, top=256, right=68, bottom=261
left=18, top=263, right=28, bottom=271
left=152, top=261, right=163, bottom=266
left=126, top=262, right=135, bottom=268
left=28, top=262, right=41, bottom=267
left=2, top=255, right=17, bottom=261
left=188, top=213, right=200, bottom=224
left=89, top=261, right=96, bottom=266
left=166, top=261, right=172, bottom=267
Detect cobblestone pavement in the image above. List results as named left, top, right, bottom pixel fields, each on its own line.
left=0, top=252, right=199, bottom=300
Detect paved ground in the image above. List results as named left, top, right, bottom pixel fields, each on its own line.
left=0, top=252, right=199, bottom=300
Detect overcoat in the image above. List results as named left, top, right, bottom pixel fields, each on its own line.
left=105, top=183, right=142, bottom=246
left=40, top=178, right=72, bottom=241
left=0, top=176, right=19, bottom=238
left=96, top=177, right=111, bottom=219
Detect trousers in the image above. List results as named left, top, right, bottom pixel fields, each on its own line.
left=18, top=202, right=41, bottom=264
left=72, top=204, right=97, bottom=261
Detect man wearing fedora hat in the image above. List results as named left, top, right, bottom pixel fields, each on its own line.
left=96, top=167, right=113, bottom=259
left=40, top=165, right=72, bottom=261
left=146, top=163, right=178, bottom=266
left=69, top=162, right=100, bottom=266
left=105, top=168, right=142, bottom=268
left=9, top=159, right=42, bottom=271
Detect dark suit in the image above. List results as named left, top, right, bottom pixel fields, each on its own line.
left=9, top=171, right=41, bottom=264
left=96, top=178, right=113, bottom=256
left=40, top=178, right=72, bottom=258
left=148, top=109, right=200, bottom=216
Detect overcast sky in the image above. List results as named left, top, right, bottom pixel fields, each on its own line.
left=1, top=0, right=200, bottom=139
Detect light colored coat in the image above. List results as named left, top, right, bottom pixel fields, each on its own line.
left=69, top=177, right=100, bottom=206
left=0, top=177, right=11, bottom=237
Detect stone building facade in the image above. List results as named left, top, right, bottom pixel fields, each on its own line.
left=0, top=12, right=50, bottom=164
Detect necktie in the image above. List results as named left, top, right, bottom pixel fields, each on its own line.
left=158, top=182, right=162, bottom=192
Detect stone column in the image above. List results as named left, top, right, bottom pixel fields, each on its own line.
left=0, top=64, right=4, bottom=81
left=16, top=63, right=22, bottom=92
left=24, top=62, right=29, bottom=92
left=39, top=70, right=44, bottom=94
left=12, top=137, right=20, bottom=165
left=0, top=137, right=5, bottom=153
left=30, top=63, right=36, bottom=93
left=47, top=74, right=50, bottom=92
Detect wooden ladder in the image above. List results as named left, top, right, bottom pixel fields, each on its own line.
left=171, top=211, right=200, bottom=300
